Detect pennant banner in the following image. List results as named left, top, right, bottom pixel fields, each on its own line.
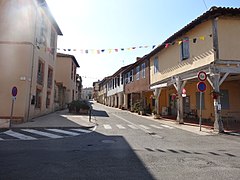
left=44, top=34, right=212, bottom=55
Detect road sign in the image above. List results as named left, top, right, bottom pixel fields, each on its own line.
left=198, top=71, right=207, bottom=81
left=12, top=86, right=18, bottom=97
left=197, top=81, right=206, bottom=92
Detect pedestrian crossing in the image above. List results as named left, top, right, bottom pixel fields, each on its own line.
left=0, top=128, right=93, bottom=141
left=101, top=124, right=174, bottom=130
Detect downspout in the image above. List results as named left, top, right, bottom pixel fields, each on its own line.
left=27, top=4, right=38, bottom=122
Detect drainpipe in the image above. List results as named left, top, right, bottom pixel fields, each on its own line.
left=27, top=4, right=38, bottom=121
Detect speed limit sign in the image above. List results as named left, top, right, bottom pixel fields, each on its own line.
left=198, top=71, right=207, bottom=81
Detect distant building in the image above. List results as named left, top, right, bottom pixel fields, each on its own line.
left=81, top=88, right=93, bottom=100
left=55, top=53, right=80, bottom=110
left=92, top=81, right=100, bottom=101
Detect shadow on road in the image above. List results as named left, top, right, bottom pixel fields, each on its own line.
left=0, top=131, right=155, bottom=180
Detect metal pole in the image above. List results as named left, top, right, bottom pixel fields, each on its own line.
left=199, top=92, right=202, bottom=131
left=9, top=97, right=15, bottom=129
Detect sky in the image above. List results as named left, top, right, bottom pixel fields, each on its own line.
left=45, top=0, right=240, bottom=88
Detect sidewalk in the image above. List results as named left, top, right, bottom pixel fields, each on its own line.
left=10, top=109, right=96, bottom=129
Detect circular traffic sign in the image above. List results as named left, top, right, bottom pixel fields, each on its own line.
left=197, top=82, right=206, bottom=92
left=12, top=86, right=18, bottom=97
left=198, top=71, right=207, bottom=81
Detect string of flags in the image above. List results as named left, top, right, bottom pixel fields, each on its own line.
left=43, top=34, right=212, bottom=55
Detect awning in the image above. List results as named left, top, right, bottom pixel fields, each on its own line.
left=150, top=83, right=168, bottom=90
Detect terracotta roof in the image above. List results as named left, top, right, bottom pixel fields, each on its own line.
left=57, top=53, right=80, bottom=67
left=37, top=0, right=63, bottom=35
left=148, top=6, right=240, bottom=57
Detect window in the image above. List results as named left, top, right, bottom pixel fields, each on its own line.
left=121, top=74, right=123, bottom=84
left=50, top=27, right=56, bottom=55
left=220, top=90, right=229, bottom=109
left=46, top=92, right=51, bottom=108
left=196, top=92, right=205, bottom=109
left=71, top=62, right=74, bottom=80
left=47, top=67, right=53, bottom=88
left=181, top=37, right=190, bottom=60
left=37, top=60, right=44, bottom=85
left=39, top=13, right=47, bottom=46
left=142, top=63, right=146, bottom=78
left=125, top=73, right=129, bottom=84
left=35, top=88, right=42, bottom=108
left=154, top=57, right=159, bottom=74
left=136, top=66, right=140, bottom=80
left=129, top=70, right=133, bottom=82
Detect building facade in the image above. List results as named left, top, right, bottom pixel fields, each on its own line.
left=0, top=0, right=62, bottom=123
left=148, top=7, right=240, bottom=132
left=122, top=56, right=153, bottom=112
left=55, top=53, right=80, bottom=110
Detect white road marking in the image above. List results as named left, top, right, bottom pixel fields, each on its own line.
left=112, top=114, right=152, bottom=133
left=150, top=125, right=163, bottom=129
left=46, top=129, right=80, bottom=136
left=161, top=124, right=174, bottom=129
left=22, top=129, right=62, bottom=139
left=4, top=130, right=37, bottom=140
left=116, top=124, right=126, bottom=129
left=139, top=125, right=151, bottom=129
left=71, top=129, right=91, bottom=133
left=103, top=124, right=112, bottom=129
left=128, top=125, right=138, bottom=129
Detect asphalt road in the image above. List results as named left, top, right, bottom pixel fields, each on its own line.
left=0, top=102, right=239, bottom=180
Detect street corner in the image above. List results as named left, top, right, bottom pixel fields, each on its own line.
left=0, top=119, right=10, bottom=130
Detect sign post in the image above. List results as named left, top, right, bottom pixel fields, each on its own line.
left=197, top=71, right=207, bottom=131
left=9, top=86, right=17, bottom=129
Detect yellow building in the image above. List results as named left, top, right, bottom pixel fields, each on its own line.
left=55, top=53, right=80, bottom=110
left=149, top=7, right=240, bottom=132
left=0, top=0, right=62, bottom=123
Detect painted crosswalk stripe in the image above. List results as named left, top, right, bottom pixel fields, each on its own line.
left=4, top=130, right=37, bottom=140
left=46, top=129, right=80, bottom=136
left=139, top=125, right=151, bottom=129
left=150, top=125, right=163, bottom=129
left=103, top=124, right=112, bottom=129
left=71, top=129, right=91, bottom=133
left=128, top=125, right=138, bottom=129
left=161, top=124, right=174, bottom=129
left=22, top=129, right=62, bottom=139
left=116, top=124, right=126, bottom=129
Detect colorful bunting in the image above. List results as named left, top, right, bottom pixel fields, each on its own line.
left=40, top=34, right=212, bottom=55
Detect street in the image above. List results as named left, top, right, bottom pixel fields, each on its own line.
left=0, top=102, right=240, bottom=180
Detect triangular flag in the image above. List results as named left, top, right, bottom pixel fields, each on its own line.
left=152, top=45, right=156, bottom=49
left=121, top=48, right=124, bottom=51
left=115, top=49, right=118, bottom=52
left=193, top=38, right=197, bottom=43
left=85, top=50, right=88, bottom=54
left=97, top=50, right=100, bottom=54
left=108, top=49, right=112, bottom=53
left=165, top=43, right=170, bottom=48
left=101, top=49, right=105, bottom=53
left=178, top=41, right=182, bottom=45
left=132, top=47, right=136, bottom=50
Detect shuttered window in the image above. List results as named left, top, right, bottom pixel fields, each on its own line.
left=181, top=37, right=190, bottom=60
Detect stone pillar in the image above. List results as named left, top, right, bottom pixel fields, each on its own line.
left=154, top=88, right=161, bottom=115
left=175, top=77, right=185, bottom=124
left=211, top=74, right=224, bottom=133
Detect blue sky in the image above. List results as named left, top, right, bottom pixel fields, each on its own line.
left=46, top=0, right=240, bottom=88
